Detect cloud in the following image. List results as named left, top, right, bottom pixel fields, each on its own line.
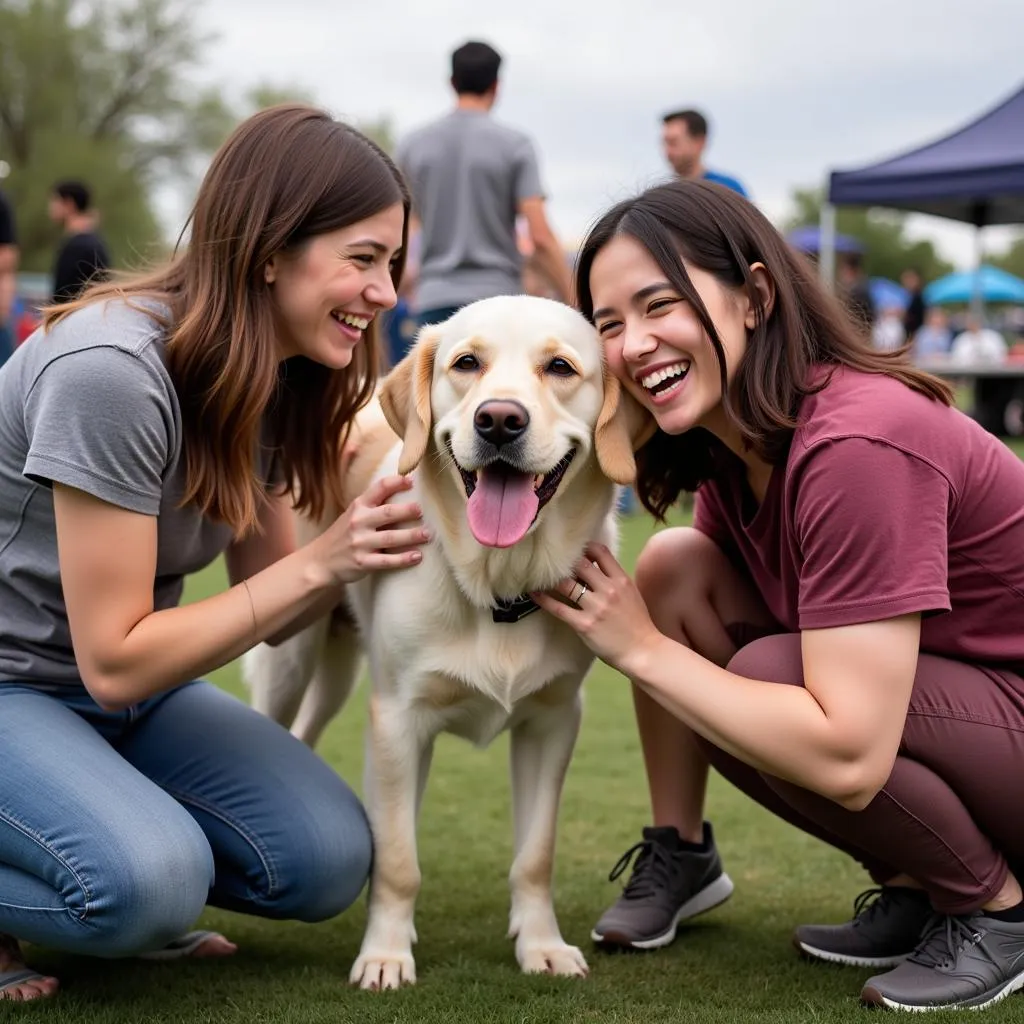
left=168, top=0, right=1024, bottom=266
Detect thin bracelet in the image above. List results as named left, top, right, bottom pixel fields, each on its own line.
left=241, top=579, right=258, bottom=643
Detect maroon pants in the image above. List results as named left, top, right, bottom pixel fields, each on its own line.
left=705, top=628, right=1024, bottom=914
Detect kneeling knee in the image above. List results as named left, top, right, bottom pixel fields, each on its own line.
left=265, top=805, right=373, bottom=923
left=83, top=831, right=214, bottom=958
left=635, top=527, right=718, bottom=610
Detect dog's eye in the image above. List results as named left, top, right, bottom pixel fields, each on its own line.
left=546, top=357, right=577, bottom=377
left=452, top=354, right=480, bottom=372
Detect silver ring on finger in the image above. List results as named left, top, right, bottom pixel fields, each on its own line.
left=570, top=581, right=588, bottom=606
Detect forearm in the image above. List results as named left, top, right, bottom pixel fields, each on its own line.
left=263, top=585, right=348, bottom=647
left=532, top=236, right=573, bottom=303
left=0, top=272, right=14, bottom=323
left=88, top=546, right=333, bottom=709
left=625, top=636, right=871, bottom=806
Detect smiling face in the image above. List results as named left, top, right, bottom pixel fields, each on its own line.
left=264, top=203, right=404, bottom=368
left=589, top=234, right=762, bottom=444
left=431, top=297, right=606, bottom=548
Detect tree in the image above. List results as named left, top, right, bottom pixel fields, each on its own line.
left=784, top=188, right=954, bottom=283
left=989, top=233, right=1024, bottom=280
left=0, top=0, right=238, bottom=271
left=0, top=0, right=397, bottom=276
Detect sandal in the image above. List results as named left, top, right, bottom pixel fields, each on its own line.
left=137, top=930, right=231, bottom=961
left=0, top=935, right=57, bottom=1001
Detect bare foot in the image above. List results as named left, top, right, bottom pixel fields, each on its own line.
left=0, top=935, right=59, bottom=1003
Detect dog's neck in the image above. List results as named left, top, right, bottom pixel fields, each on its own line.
left=417, top=446, right=615, bottom=616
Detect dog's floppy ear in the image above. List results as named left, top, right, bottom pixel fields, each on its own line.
left=378, top=327, right=441, bottom=475
left=594, top=362, right=657, bottom=485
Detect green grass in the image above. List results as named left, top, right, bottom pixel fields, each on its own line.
left=12, top=488, right=1024, bottom=1023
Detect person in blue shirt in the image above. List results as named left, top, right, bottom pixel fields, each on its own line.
left=661, top=109, right=749, bottom=199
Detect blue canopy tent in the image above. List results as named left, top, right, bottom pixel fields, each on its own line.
left=924, top=264, right=1024, bottom=306
left=870, top=277, right=910, bottom=312
left=819, top=81, right=1024, bottom=311
left=787, top=225, right=863, bottom=255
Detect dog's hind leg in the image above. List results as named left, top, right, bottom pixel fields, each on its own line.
left=290, top=613, right=364, bottom=749
left=241, top=617, right=329, bottom=731
left=507, top=680, right=588, bottom=978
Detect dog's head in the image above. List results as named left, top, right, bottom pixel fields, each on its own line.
left=379, top=295, right=653, bottom=550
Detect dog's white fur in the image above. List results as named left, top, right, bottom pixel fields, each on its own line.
left=243, top=295, right=646, bottom=989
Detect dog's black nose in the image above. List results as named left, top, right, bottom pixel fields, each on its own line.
left=474, top=400, right=530, bottom=447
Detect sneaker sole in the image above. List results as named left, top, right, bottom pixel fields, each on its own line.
left=860, top=964, right=1024, bottom=1012
left=793, top=935, right=908, bottom=970
left=591, top=872, right=735, bottom=950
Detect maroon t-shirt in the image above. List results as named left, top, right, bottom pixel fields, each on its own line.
left=694, top=367, right=1024, bottom=669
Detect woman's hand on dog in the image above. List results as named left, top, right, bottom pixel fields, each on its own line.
left=315, top=475, right=430, bottom=585
left=532, top=543, right=661, bottom=674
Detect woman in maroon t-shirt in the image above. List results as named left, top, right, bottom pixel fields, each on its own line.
left=535, top=180, right=1024, bottom=1013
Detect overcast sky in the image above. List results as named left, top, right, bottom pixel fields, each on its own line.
left=175, top=0, right=1024, bottom=269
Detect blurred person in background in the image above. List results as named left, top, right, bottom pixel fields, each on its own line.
left=48, top=180, right=111, bottom=303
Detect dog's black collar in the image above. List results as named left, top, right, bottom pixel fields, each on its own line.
left=492, top=594, right=540, bottom=624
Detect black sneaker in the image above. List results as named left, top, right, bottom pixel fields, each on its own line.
left=591, top=823, right=734, bottom=950
left=793, top=886, right=933, bottom=968
left=861, top=910, right=1024, bottom=1011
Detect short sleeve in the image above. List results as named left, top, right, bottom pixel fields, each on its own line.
left=23, top=348, right=174, bottom=515
left=793, top=438, right=951, bottom=629
left=512, top=136, right=544, bottom=204
left=693, top=482, right=734, bottom=554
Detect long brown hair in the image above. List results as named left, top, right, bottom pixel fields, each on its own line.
left=575, top=180, right=953, bottom=520
left=43, top=103, right=410, bottom=534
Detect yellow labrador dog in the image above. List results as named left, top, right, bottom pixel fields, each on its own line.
left=243, top=295, right=646, bottom=989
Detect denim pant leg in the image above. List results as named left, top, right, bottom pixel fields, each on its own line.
left=117, top=681, right=372, bottom=922
left=416, top=305, right=462, bottom=331
left=0, top=323, right=14, bottom=370
left=0, top=687, right=215, bottom=957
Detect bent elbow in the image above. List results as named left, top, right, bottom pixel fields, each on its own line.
left=81, top=671, right=132, bottom=713
left=826, top=762, right=888, bottom=813
left=834, top=786, right=880, bottom=813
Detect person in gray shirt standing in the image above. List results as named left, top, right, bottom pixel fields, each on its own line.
left=397, top=40, right=573, bottom=329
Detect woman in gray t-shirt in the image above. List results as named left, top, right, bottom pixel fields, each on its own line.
left=0, top=104, right=428, bottom=1001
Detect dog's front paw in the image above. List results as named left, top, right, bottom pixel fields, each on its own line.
left=516, top=937, right=589, bottom=978
left=349, top=947, right=417, bottom=991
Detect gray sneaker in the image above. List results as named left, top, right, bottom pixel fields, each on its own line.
left=793, top=886, right=934, bottom=968
left=861, top=910, right=1024, bottom=1011
left=591, top=823, right=734, bottom=950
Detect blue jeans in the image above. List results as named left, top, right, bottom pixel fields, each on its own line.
left=416, top=305, right=462, bottom=331
left=0, top=680, right=372, bottom=957
left=0, top=323, right=13, bottom=370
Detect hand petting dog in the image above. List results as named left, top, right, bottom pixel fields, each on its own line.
left=533, top=543, right=661, bottom=676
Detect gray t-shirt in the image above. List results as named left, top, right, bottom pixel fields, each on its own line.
left=0, top=299, right=273, bottom=686
left=396, top=110, right=544, bottom=311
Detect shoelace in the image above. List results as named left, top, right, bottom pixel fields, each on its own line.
left=608, top=838, right=678, bottom=900
left=908, top=914, right=983, bottom=970
left=851, top=887, right=891, bottom=927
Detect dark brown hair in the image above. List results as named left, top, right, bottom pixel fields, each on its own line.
left=575, top=179, right=953, bottom=520
left=43, top=103, right=409, bottom=535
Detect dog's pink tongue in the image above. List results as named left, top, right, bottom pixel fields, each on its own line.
left=467, top=464, right=539, bottom=548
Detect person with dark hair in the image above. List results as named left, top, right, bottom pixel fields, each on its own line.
left=837, top=253, right=875, bottom=328
left=534, top=178, right=1024, bottom=1012
left=0, top=104, right=429, bottom=1001
left=396, top=39, right=572, bottom=330
left=901, top=268, right=926, bottom=340
left=0, top=188, right=17, bottom=368
left=661, top=109, right=748, bottom=198
left=48, top=180, right=111, bottom=303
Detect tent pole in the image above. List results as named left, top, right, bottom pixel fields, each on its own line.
left=972, top=222, right=986, bottom=320
left=819, top=202, right=837, bottom=291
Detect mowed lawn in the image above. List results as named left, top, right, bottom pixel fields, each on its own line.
left=11, top=441, right=1024, bottom=1023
